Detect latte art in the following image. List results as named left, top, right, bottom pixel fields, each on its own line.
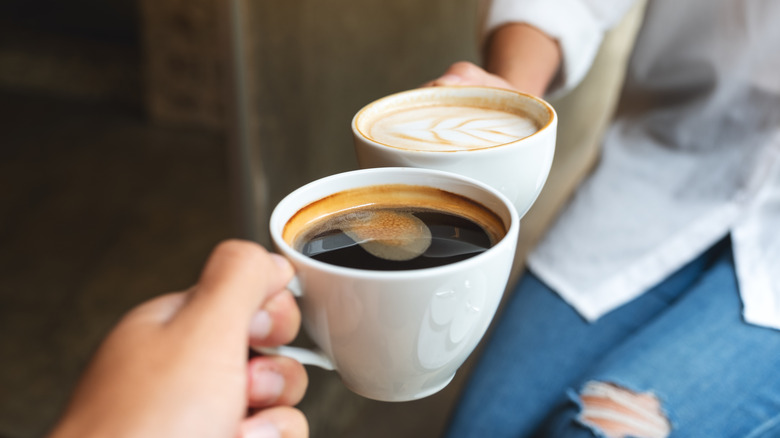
left=367, top=105, right=539, bottom=151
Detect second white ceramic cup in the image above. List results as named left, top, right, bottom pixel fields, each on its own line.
left=352, top=86, right=557, bottom=217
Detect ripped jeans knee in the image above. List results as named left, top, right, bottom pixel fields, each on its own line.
left=575, top=381, right=672, bottom=438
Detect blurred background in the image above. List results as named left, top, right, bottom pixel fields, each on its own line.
left=0, top=0, right=480, bottom=436
left=0, top=0, right=643, bottom=436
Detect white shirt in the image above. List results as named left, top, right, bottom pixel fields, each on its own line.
left=486, top=0, right=780, bottom=329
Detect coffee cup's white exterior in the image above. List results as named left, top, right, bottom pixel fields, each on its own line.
left=269, top=168, right=519, bottom=402
left=352, top=86, right=557, bottom=218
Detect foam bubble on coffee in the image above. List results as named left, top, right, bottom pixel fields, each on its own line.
left=367, top=104, right=538, bottom=152
left=342, top=210, right=432, bottom=261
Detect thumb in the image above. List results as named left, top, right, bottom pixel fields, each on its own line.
left=175, top=240, right=294, bottom=331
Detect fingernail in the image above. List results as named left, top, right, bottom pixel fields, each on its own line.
left=249, top=310, right=273, bottom=340
left=243, top=421, right=281, bottom=438
left=250, top=366, right=285, bottom=404
left=437, top=74, right=462, bottom=85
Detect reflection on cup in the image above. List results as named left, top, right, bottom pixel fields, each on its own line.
left=417, top=271, right=487, bottom=370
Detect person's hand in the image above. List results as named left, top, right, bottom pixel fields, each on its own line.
left=424, top=24, right=562, bottom=97
left=422, top=61, right=518, bottom=90
left=49, top=240, right=308, bottom=438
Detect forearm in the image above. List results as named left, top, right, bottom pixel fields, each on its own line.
left=484, top=23, right=562, bottom=97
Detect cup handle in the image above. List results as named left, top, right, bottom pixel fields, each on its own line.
left=252, top=345, right=335, bottom=371
left=286, top=276, right=303, bottom=297
left=252, top=276, right=335, bottom=370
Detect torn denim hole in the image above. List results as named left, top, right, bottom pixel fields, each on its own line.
left=570, top=381, right=672, bottom=438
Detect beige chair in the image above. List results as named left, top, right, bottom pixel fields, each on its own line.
left=515, top=0, right=646, bottom=272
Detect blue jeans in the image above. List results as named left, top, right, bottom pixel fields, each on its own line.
left=444, top=237, right=780, bottom=437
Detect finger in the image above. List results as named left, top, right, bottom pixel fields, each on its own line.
left=247, top=355, right=308, bottom=408
left=239, top=407, right=308, bottom=438
left=441, top=61, right=482, bottom=83
left=422, top=61, right=491, bottom=88
left=176, top=240, right=294, bottom=329
left=249, top=290, right=301, bottom=347
left=436, top=61, right=519, bottom=90
left=423, top=73, right=463, bottom=88
left=120, top=292, right=190, bottom=327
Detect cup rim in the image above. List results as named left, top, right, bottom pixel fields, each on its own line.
left=351, top=85, right=556, bottom=153
left=270, top=167, right=519, bottom=279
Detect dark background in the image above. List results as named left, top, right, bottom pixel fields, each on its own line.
left=0, top=1, right=481, bottom=436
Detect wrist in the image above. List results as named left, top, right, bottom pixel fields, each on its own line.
left=484, top=23, right=562, bottom=96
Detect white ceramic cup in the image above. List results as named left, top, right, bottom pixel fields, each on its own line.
left=352, top=86, right=557, bottom=217
left=263, top=167, right=519, bottom=402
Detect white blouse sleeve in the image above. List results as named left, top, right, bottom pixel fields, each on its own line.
left=484, top=0, right=638, bottom=96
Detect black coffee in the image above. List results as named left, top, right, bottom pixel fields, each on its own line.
left=296, top=207, right=494, bottom=271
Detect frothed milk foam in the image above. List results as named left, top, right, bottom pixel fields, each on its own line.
left=367, top=104, right=539, bottom=152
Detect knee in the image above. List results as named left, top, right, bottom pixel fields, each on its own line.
left=576, top=381, right=671, bottom=438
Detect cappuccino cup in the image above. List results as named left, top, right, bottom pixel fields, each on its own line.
left=352, top=86, right=557, bottom=217
left=262, top=167, right=519, bottom=401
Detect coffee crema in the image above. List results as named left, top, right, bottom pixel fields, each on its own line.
left=365, top=104, right=538, bottom=152
left=283, top=184, right=507, bottom=271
